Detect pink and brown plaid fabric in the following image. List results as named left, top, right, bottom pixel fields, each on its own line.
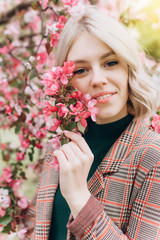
left=24, top=119, right=160, bottom=239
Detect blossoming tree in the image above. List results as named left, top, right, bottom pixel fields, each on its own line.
left=0, top=0, right=160, bottom=238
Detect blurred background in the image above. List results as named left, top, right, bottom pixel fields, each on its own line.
left=0, top=0, right=160, bottom=238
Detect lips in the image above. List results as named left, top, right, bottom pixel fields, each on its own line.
left=92, top=91, right=116, bottom=100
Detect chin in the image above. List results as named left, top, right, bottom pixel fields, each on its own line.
left=96, top=109, right=128, bottom=124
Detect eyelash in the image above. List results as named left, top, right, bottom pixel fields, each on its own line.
left=73, top=68, right=86, bottom=75
left=73, top=61, right=119, bottom=75
left=105, top=60, right=119, bottom=67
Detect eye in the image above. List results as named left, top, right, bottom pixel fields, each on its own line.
left=73, top=68, right=87, bottom=75
left=105, top=61, right=118, bottom=67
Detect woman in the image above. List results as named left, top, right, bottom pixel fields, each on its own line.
left=24, top=5, right=160, bottom=240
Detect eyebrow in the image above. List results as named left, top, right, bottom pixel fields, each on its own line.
left=72, top=50, right=115, bottom=64
left=100, top=50, right=115, bottom=60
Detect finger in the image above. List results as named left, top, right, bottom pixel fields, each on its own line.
left=60, top=144, right=79, bottom=164
left=68, top=142, right=84, bottom=158
left=54, top=149, right=69, bottom=169
left=64, top=131, right=93, bottom=158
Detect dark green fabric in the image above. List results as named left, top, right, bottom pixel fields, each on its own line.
left=49, top=114, right=134, bottom=239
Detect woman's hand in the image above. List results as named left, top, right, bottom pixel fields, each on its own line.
left=53, top=130, right=94, bottom=218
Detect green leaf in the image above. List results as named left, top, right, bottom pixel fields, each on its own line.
left=77, top=121, right=85, bottom=134
left=28, top=152, right=33, bottom=161
left=68, top=99, right=76, bottom=105
left=15, top=125, right=21, bottom=134
left=23, top=107, right=29, bottom=113
left=66, top=122, right=76, bottom=131
left=0, top=214, right=12, bottom=225
left=20, top=171, right=26, bottom=179
left=2, top=222, right=12, bottom=233
left=31, top=1, right=39, bottom=10
left=61, top=138, right=68, bottom=146
left=29, top=69, right=37, bottom=80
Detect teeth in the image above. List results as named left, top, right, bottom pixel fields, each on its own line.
left=96, top=94, right=113, bottom=100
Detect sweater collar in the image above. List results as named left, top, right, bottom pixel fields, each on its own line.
left=84, top=114, right=134, bottom=140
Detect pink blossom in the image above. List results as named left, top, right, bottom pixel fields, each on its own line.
left=44, top=83, right=59, bottom=95
left=16, top=152, right=25, bottom=161
left=36, top=51, right=48, bottom=64
left=81, top=94, right=98, bottom=121
left=69, top=2, right=85, bottom=17
left=0, top=143, right=7, bottom=150
left=17, top=197, right=29, bottom=209
left=35, top=143, right=43, bottom=149
left=70, top=101, right=83, bottom=113
left=0, top=225, right=4, bottom=233
left=0, top=44, right=12, bottom=54
left=70, top=101, right=90, bottom=127
left=70, top=91, right=81, bottom=99
left=41, top=70, right=57, bottom=87
left=0, top=167, right=12, bottom=183
left=9, top=179, right=21, bottom=190
left=0, top=208, right=6, bottom=217
left=0, top=188, right=10, bottom=209
left=51, top=32, right=60, bottom=47
left=0, top=46, right=8, bottom=54
left=57, top=104, right=69, bottom=117
left=39, top=0, right=49, bottom=9
left=80, top=117, right=88, bottom=128
left=50, top=156, right=59, bottom=171
left=152, top=114, right=160, bottom=133
left=50, top=118, right=61, bottom=131
left=87, top=99, right=99, bottom=122
left=21, top=139, right=30, bottom=149
left=0, top=101, right=4, bottom=108
left=43, top=102, right=58, bottom=116
left=62, top=0, right=79, bottom=7
left=54, top=66, right=69, bottom=85
left=35, top=128, right=47, bottom=139
left=63, top=60, right=75, bottom=74
left=48, top=135, right=61, bottom=150
left=56, top=15, right=67, bottom=29
left=17, top=228, right=28, bottom=239
left=0, top=196, right=10, bottom=209
left=4, top=105, right=12, bottom=114
left=56, top=22, right=65, bottom=29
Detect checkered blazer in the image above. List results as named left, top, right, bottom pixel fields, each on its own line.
left=24, top=119, right=160, bottom=239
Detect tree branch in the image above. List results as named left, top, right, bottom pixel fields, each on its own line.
left=0, top=1, right=33, bottom=25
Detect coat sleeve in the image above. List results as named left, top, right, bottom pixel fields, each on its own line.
left=23, top=182, right=40, bottom=240
left=23, top=144, right=54, bottom=240
left=67, top=161, right=160, bottom=240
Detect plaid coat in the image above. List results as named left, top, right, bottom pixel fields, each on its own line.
left=24, top=119, right=160, bottom=240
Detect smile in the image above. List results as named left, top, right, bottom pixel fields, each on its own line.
left=96, top=93, right=113, bottom=100
left=94, top=92, right=116, bottom=104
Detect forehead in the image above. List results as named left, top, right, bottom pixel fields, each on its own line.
left=67, top=33, right=114, bottom=62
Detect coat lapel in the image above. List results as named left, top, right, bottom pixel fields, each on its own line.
left=88, top=119, right=142, bottom=197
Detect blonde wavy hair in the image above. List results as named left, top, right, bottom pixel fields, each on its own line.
left=55, top=5, right=158, bottom=119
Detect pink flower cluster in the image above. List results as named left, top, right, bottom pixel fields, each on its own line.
left=0, top=167, right=29, bottom=235
left=151, top=113, right=160, bottom=133
left=0, top=189, right=10, bottom=217
left=41, top=60, right=98, bottom=170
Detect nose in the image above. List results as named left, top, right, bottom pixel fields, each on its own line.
left=90, top=67, right=108, bottom=88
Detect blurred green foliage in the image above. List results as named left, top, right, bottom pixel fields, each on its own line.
left=131, top=0, right=160, bottom=60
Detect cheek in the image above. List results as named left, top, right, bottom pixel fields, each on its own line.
left=71, top=78, right=88, bottom=94
left=116, top=68, right=128, bottom=89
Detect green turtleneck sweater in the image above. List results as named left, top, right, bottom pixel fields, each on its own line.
left=49, top=114, right=134, bottom=239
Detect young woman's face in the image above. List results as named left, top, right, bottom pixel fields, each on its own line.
left=67, top=33, right=129, bottom=124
